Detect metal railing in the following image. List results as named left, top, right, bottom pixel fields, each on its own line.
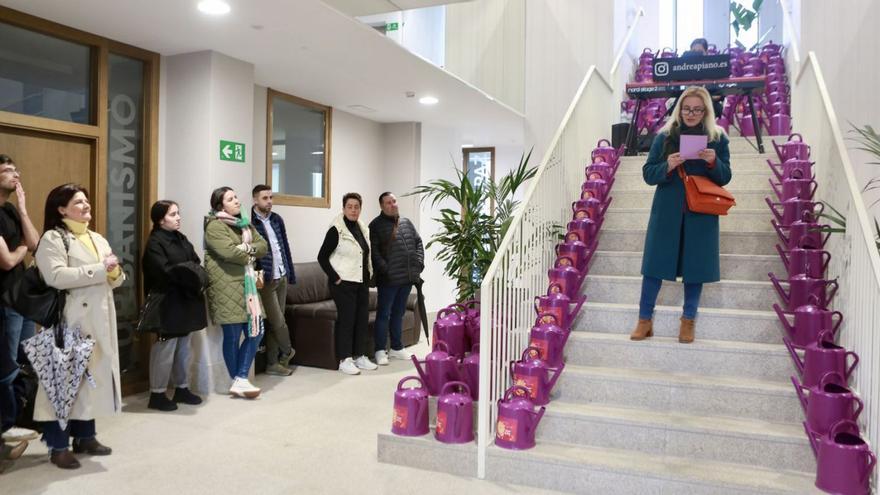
left=791, top=51, right=880, bottom=486
left=475, top=65, right=614, bottom=478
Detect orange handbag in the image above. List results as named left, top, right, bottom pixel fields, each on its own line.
left=678, top=166, right=736, bottom=215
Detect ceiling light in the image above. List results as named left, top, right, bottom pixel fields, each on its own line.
left=198, top=0, right=230, bottom=15
left=419, top=96, right=439, bottom=105
left=311, top=151, right=324, bottom=155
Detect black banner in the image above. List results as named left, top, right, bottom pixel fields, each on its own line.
left=651, top=55, right=731, bottom=82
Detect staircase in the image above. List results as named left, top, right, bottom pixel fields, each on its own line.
left=378, top=136, right=823, bottom=494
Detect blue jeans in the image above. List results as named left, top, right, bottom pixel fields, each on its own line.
left=0, top=372, right=15, bottom=433
left=42, top=419, right=96, bottom=452
left=638, top=276, right=703, bottom=320
left=374, top=284, right=412, bottom=352
left=221, top=323, right=261, bottom=379
left=1, top=307, right=35, bottom=432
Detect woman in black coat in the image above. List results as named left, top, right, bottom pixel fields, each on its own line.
left=142, top=200, right=208, bottom=411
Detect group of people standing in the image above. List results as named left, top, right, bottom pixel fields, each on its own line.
left=0, top=157, right=424, bottom=472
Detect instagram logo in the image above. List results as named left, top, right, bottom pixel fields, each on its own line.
left=655, top=61, right=670, bottom=76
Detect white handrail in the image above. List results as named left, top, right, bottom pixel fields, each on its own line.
left=778, top=0, right=801, bottom=65
left=610, top=7, right=646, bottom=77
left=476, top=65, right=614, bottom=478
left=792, top=51, right=880, bottom=487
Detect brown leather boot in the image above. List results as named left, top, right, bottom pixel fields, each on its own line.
left=679, top=317, right=696, bottom=343
left=630, top=319, right=653, bottom=341
left=50, top=449, right=81, bottom=469
left=72, top=437, right=112, bottom=456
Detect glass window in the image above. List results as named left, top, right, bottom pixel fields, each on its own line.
left=464, top=147, right=495, bottom=215
left=267, top=90, right=331, bottom=207
left=106, top=53, right=144, bottom=373
left=676, top=0, right=704, bottom=52
left=0, top=22, right=92, bottom=124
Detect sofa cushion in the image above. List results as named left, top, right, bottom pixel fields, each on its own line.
left=287, top=262, right=331, bottom=304
left=291, top=300, right=337, bottom=319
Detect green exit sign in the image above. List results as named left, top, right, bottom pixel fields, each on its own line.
left=386, top=22, right=399, bottom=31
left=220, top=140, right=246, bottom=163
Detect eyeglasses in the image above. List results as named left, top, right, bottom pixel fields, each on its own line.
left=681, top=106, right=706, bottom=116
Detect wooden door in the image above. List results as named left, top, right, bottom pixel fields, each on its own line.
left=0, top=125, right=95, bottom=232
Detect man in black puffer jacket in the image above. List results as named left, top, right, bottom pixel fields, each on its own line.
left=369, top=192, right=424, bottom=366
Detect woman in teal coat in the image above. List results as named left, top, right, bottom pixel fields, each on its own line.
left=630, top=86, right=732, bottom=343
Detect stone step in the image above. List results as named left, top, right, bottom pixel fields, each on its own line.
left=603, top=208, right=773, bottom=232
left=564, top=332, right=795, bottom=382
left=572, top=302, right=783, bottom=345
left=597, top=229, right=778, bottom=255
left=489, top=441, right=818, bottom=495
left=537, top=403, right=814, bottom=472
left=612, top=170, right=773, bottom=191
left=582, top=274, right=780, bottom=312
left=554, top=364, right=802, bottom=423
left=588, top=250, right=784, bottom=281
left=617, top=153, right=774, bottom=172
left=612, top=189, right=772, bottom=209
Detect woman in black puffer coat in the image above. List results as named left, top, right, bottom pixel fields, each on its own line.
left=142, top=200, right=208, bottom=412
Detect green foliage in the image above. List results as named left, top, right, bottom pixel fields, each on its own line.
left=407, top=150, right=537, bottom=301
left=730, top=0, right=764, bottom=37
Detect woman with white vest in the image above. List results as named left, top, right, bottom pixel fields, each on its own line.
left=317, top=192, right=376, bottom=376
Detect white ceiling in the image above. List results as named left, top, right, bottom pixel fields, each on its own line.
left=323, top=0, right=473, bottom=17
left=0, top=0, right=523, bottom=145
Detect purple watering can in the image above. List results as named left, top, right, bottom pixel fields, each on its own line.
left=638, top=47, right=655, bottom=64
left=770, top=177, right=817, bottom=202
left=509, top=346, right=565, bottom=406
left=391, top=376, right=430, bottom=436
left=411, top=341, right=461, bottom=396
left=765, top=197, right=823, bottom=227
left=534, top=292, right=586, bottom=329
left=794, top=372, right=864, bottom=437
left=773, top=134, right=811, bottom=162
left=556, top=234, right=595, bottom=273
left=768, top=113, right=791, bottom=136
left=767, top=80, right=789, bottom=94
left=769, top=101, right=791, bottom=116
left=461, top=299, right=480, bottom=349
left=707, top=43, right=719, bottom=55
left=548, top=257, right=584, bottom=299
left=773, top=216, right=831, bottom=251
left=805, top=420, right=876, bottom=495
left=739, top=113, right=757, bottom=137
left=567, top=217, right=601, bottom=250
left=766, top=91, right=788, bottom=106
left=774, top=299, right=843, bottom=348
left=770, top=158, right=814, bottom=182
left=585, top=163, right=614, bottom=183
left=581, top=178, right=611, bottom=202
left=591, top=139, right=620, bottom=165
left=495, top=385, right=546, bottom=450
left=461, top=343, right=480, bottom=401
left=435, top=381, right=474, bottom=444
left=432, top=304, right=468, bottom=359
left=660, top=47, right=676, bottom=58
left=785, top=331, right=859, bottom=388
left=769, top=272, right=839, bottom=310
left=528, top=319, right=569, bottom=368
left=776, top=244, right=831, bottom=279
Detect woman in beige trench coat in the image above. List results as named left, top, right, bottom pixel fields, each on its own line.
left=33, top=184, right=125, bottom=470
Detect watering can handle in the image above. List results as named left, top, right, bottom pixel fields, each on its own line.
left=440, top=380, right=470, bottom=397
left=432, top=340, right=450, bottom=353
left=853, top=395, right=865, bottom=419
left=817, top=330, right=835, bottom=345
left=863, top=451, right=878, bottom=484
left=463, top=299, right=480, bottom=310
left=504, top=385, right=532, bottom=402
left=813, top=202, right=825, bottom=217
left=790, top=376, right=808, bottom=412
left=819, top=371, right=846, bottom=388
left=471, top=343, right=480, bottom=354
left=398, top=375, right=426, bottom=391
left=597, top=139, right=611, bottom=147
left=533, top=297, right=541, bottom=314
left=829, top=419, right=861, bottom=438
left=831, top=311, right=844, bottom=334
left=522, top=346, right=543, bottom=361
left=809, top=180, right=819, bottom=199
left=821, top=251, right=832, bottom=273
left=826, top=279, right=839, bottom=302
left=845, top=351, right=860, bottom=379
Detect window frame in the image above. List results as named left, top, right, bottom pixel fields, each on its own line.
left=265, top=88, right=333, bottom=208
left=463, top=146, right=496, bottom=215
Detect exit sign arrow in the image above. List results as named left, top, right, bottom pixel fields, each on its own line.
left=222, top=144, right=233, bottom=159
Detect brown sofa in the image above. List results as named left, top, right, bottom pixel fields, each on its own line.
left=285, top=262, right=422, bottom=370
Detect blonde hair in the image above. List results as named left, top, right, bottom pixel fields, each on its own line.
left=660, top=86, right=725, bottom=142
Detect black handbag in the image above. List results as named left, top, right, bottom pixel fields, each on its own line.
left=136, top=291, right=165, bottom=333
left=1, top=228, right=69, bottom=328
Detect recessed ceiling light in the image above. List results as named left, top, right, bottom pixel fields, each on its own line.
left=311, top=151, right=324, bottom=155
left=419, top=96, right=439, bottom=105
left=198, top=0, right=231, bottom=15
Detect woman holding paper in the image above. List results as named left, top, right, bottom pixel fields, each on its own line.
left=631, top=86, right=731, bottom=344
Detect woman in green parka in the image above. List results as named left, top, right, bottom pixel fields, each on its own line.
left=204, top=187, right=268, bottom=398
left=630, top=86, right=732, bottom=344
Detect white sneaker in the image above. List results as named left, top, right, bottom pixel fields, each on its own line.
left=339, top=357, right=360, bottom=375
left=375, top=350, right=390, bottom=366
left=229, top=377, right=261, bottom=399
left=354, top=355, right=378, bottom=371
left=1, top=427, right=39, bottom=442
left=388, top=348, right=412, bottom=360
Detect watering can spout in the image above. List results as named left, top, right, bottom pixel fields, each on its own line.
left=775, top=245, right=790, bottom=271
left=411, top=355, right=429, bottom=384
left=765, top=197, right=783, bottom=224
left=790, top=375, right=808, bottom=414
left=773, top=304, right=795, bottom=340
left=772, top=220, right=790, bottom=246
left=547, top=363, right=565, bottom=393
left=768, top=272, right=790, bottom=307
left=533, top=406, right=546, bottom=428
left=803, top=422, right=819, bottom=459
left=783, top=337, right=805, bottom=376
left=770, top=178, right=783, bottom=202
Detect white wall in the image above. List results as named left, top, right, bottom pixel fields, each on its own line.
left=798, top=0, right=880, bottom=214
left=382, top=122, right=422, bottom=225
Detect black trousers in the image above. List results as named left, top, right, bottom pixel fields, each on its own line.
left=330, top=281, right=369, bottom=362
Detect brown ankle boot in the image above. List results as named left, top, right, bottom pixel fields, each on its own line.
left=630, top=319, right=653, bottom=341
left=50, top=449, right=81, bottom=469
left=679, top=317, right=695, bottom=343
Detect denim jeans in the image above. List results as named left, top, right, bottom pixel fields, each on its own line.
left=638, top=276, right=704, bottom=320
left=0, top=372, right=15, bottom=433
left=221, top=323, right=261, bottom=379
left=1, top=307, right=35, bottom=432
left=42, top=419, right=96, bottom=452
left=374, top=284, right=412, bottom=352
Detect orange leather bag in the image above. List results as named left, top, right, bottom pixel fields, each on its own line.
left=678, top=166, right=736, bottom=215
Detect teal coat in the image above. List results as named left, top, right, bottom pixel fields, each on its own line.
left=640, top=131, right=732, bottom=283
